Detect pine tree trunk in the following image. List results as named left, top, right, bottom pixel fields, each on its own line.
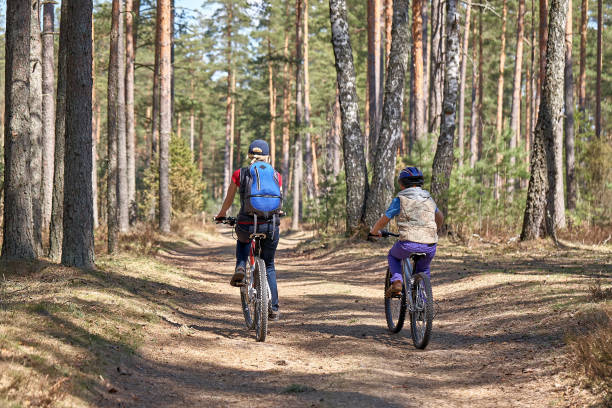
left=509, top=0, right=525, bottom=191
left=367, top=0, right=383, bottom=162
left=431, top=0, right=460, bottom=220
left=385, top=0, right=393, bottom=69
left=62, top=0, right=95, bottom=268
left=411, top=0, right=425, bottom=142
left=30, top=0, right=43, bottom=256
left=293, top=0, right=304, bottom=230
left=536, top=0, right=548, bottom=124
left=281, top=20, right=292, bottom=193
left=41, top=1, right=55, bottom=234
left=428, top=0, right=444, bottom=132
left=495, top=0, right=507, bottom=138
left=469, top=14, right=478, bottom=168
left=198, top=118, right=204, bottom=174
left=522, top=0, right=568, bottom=240
left=578, top=0, right=587, bottom=113
left=329, top=0, right=369, bottom=235
left=92, top=15, right=98, bottom=229
left=303, top=0, right=315, bottom=199
left=457, top=0, right=471, bottom=166
left=49, top=0, right=68, bottom=261
left=477, top=10, right=483, bottom=161
left=126, top=0, right=139, bottom=211
left=422, top=0, right=429, bottom=126
left=2, top=0, right=36, bottom=260
left=107, top=0, right=121, bottom=253
left=364, top=0, right=410, bottom=228
left=223, top=3, right=233, bottom=194
left=268, top=38, right=277, bottom=167
left=565, top=0, right=576, bottom=210
left=333, top=85, right=342, bottom=177
left=159, top=0, right=172, bottom=233
left=595, top=0, right=602, bottom=138
left=116, top=0, right=129, bottom=232
left=151, top=6, right=161, bottom=157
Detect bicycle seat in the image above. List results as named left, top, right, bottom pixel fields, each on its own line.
left=250, top=233, right=267, bottom=239
left=410, top=252, right=427, bottom=260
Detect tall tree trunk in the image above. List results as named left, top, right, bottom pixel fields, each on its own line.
left=151, top=5, right=161, bottom=157
left=159, top=0, right=172, bottom=233
left=529, top=0, right=537, bottom=148
left=411, top=0, right=425, bottom=141
left=268, top=38, right=277, bottom=167
left=536, top=0, right=548, bottom=124
left=329, top=0, right=369, bottom=235
left=565, top=0, right=576, bottom=210
left=30, top=0, right=43, bottom=256
left=522, top=0, right=568, bottom=241
left=428, top=0, right=444, bottom=132
left=293, top=0, right=304, bottom=230
left=469, top=13, right=478, bottom=168
left=126, top=0, right=139, bottom=212
left=49, top=0, right=68, bottom=261
left=198, top=117, right=204, bottom=174
left=116, top=0, right=129, bottom=232
left=457, top=0, right=471, bottom=165
left=422, top=0, right=429, bottom=126
left=281, top=13, right=292, bottom=193
left=62, top=0, right=94, bottom=268
left=509, top=0, right=525, bottom=191
left=495, top=0, right=507, bottom=138
left=333, top=85, right=342, bottom=177
left=364, top=0, right=410, bottom=228
left=385, top=0, right=393, bottom=69
left=367, top=0, right=383, bottom=162
left=107, top=0, right=121, bottom=253
left=578, top=0, right=587, bottom=113
left=431, top=0, right=460, bottom=220
left=595, top=0, right=602, bottom=138
left=223, top=3, right=233, bottom=194
left=2, top=0, right=36, bottom=260
left=303, top=0, right=315, bottom=199
left=92, top=15, right=98, bottom=229
left=42, top=1, right=55, bottom=234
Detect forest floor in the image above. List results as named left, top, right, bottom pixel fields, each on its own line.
left=0, top=224, right=610, bottom=408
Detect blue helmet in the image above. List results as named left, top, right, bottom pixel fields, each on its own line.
left=398, top=166, right=424, bottom=186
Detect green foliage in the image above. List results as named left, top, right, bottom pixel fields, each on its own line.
left=304, top=173, right=347, bottom=233
left=138, top=137, right=204, bottom=220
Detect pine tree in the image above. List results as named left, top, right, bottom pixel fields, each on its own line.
left=159, top=0, right=172, bottom=233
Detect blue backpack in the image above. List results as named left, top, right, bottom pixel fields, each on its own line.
left=239, top=162, right=282, bottom=218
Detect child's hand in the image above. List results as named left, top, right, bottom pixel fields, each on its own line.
left=368, top=230, right=382, bottom=241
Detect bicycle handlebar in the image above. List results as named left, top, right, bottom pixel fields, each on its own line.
left=368, top=230, right=400, bottom=238
left=214, top=212, right=287, bottom=226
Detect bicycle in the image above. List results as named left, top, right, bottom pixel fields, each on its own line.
left=215, top=216, right=269, bottom=342
left=371, top=230, right=434, bottom=349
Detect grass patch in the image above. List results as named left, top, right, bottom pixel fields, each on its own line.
left=281, top=384, right=316, bottom=393
left=589, top=279, right=612, bottom=302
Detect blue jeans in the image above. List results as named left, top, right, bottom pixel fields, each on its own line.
left=388, top=241, right=437, bottom=283
left=235, top=222, right=280, bottom=312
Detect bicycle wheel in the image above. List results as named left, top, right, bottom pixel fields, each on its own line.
left=384, top=267, right=406, bottom=333
left=410, top=272, right=434, bottom=349
left=240, top=266, right=256, bottom=330
left=254, top=258, right=269, bottom=342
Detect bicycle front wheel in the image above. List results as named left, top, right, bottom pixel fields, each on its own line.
left=410, top=272, right=434, bottom=349
left=254, top=258, right=269, bottom=342
left=384, top=268, right=406, bottom=333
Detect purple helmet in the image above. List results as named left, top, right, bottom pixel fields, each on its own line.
left=398, top=166, right=424, bottom=186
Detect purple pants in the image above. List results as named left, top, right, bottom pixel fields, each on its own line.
left=388, top=241, right=437, bottom=283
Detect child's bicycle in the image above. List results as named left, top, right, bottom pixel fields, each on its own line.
left=371, top=230, right=434, bottom=349
left=215, top=216, right=270, bottom=342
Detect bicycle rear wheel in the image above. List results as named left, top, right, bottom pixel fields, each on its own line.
left=410, top=272, right=434, bottom=349
left=384, top=268, right=406, bottom=333
left=254, top=258, right=269, bottom=342
left=240, top=266, right=256, bottom=330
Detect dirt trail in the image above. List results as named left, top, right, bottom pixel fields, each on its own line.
left=99, top=228, right=609, bottom=408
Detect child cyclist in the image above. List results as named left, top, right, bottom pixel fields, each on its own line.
left=215, top=140, right=282, bottom=320
left=369, top=167, right=444, bottom=297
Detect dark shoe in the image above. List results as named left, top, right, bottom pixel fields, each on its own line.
left=268, top=309, right=280, bottom=321
left=230, top=266, right=245, bottom=287
left=385, top=280, right=403, bottom=298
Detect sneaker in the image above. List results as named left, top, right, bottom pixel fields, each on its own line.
left=230, top=266, right=246, bottom=287
left=268, top=309, right=280, bottom=321
left=385, top=280, right=403, bottom=298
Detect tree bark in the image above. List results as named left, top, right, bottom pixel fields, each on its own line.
left=303, top=0, right=315, bottom=199
left=428, top=0, right=444, bottom=132
left=565, top=0, right=576, bottom=210
left=92, top=14, right=98, bottom=229
left=42, top=1, right=55, bottom=234
left=116, top=0, right=129, bottom=232
left=423, top=0, right=429, bottom=127
left=469, top=13, right=478, bottom=168
left=292, top=0, right=304, bottom=230
left=385, top=0, right=393, bottom=69
left=521, top=0, right=568, bottom=240
left=595, top=0, right=602, bottom=138
left=107, top=0, right=121, bottom=253
left=495, top=0, right=507, bottom=138
left=159, top=0, right=172, bottom=233
left=430, top=0, right=460, bottom=220
left=151, top=4, right=161, bottom=157
left=536, top=0, right=548, bottom=124
left=578, top=0, right=587, bottom=113
left=2, top=0, right=36, bottom=260
left=367, top=0, right=383, bottom=162
left=411, top=0, right=425, bottom=142
left=364, top=0, right=410, bottom=228
left=62, top=0, right=94, bottom=268
left=281, top=11, right=292, bottom=193
left=268, top=38, right=277, bottom=167
left=457, top=0, right=471, bottom=166
left=126, top=0, right=139, bottom=211
left=223, top=3, right=233, bottom=194
left=329, top=0, right=369, bottom=235
left=509, top=0, right=525, bottom=191
left=30, top=0, right=44, bottom=256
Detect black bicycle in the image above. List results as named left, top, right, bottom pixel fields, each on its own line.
left=216, top=216, right=269, bottom=342
left=372, top=230, right=434, bottom=349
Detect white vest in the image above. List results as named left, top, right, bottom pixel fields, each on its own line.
left=396, top=187, right=438, bottom=244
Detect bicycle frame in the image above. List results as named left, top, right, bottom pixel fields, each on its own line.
left=401, top=256, right=425, bottom=313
